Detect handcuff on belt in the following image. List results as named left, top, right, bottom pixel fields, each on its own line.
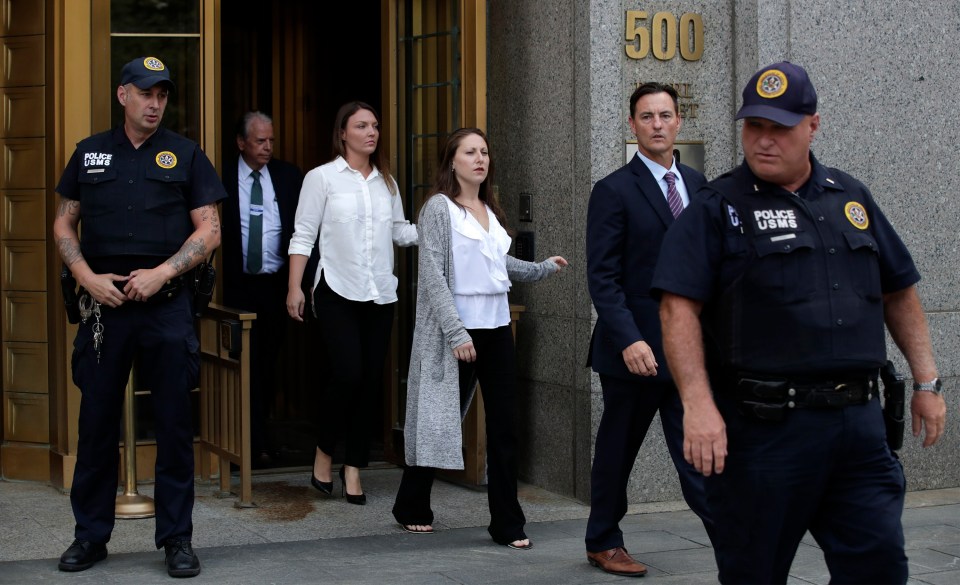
left=78, top=294, right=104, bottom=363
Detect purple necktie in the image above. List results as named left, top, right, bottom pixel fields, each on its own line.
left=664, top=172, right=684, bottom=218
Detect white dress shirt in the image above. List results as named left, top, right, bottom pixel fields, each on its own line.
left=288, top=156, right=417, bottom=304
left=446, top=197, right=512, bottom=329
left=238, top=156, right=283, bottom=274
left=635, top=150, right=690, bottom=209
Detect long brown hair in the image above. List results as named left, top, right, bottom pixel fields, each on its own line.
left=331, top=101, right=396, bottom=194
left=430, top=127, right=506, bottom=228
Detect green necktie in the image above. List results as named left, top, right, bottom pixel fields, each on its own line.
left=246, top=170, right=263, bottom=274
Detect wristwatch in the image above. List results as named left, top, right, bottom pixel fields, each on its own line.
left=913, top=378, right=943, bottom=394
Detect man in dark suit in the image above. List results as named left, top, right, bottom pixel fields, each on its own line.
left=222, top=111, right=304, bottom=466
left=584, top=83, right=714, bottom=577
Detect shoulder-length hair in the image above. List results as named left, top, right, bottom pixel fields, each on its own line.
left=331, top=101, right=395, bottom=194
left=429, top=127, right=506, bottom=228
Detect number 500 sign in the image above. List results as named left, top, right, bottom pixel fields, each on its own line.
left=625, top=11, right=704, bottom=61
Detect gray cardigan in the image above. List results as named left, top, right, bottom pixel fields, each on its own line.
left=403, top=194, right=559, bottom=469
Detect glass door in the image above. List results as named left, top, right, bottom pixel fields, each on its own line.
left=386, top=0, right=487, bottom=483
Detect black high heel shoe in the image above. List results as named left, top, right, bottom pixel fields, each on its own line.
left=311, top=448, right=333, bottom=494
left=310, top=473, right=333, bottom=495
left=339, top=466, right=367, bottom=506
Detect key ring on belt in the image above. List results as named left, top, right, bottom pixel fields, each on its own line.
left=78, top=292, right=104, bottom=363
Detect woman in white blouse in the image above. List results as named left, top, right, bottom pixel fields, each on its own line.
left=392, top=128, right=567, bottom=548
left=287, top=102, right=417, bottom=505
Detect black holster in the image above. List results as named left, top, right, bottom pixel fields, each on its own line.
left=191, top=252, right=216, bottom=317
left=60, top=264, right=81, bottom=324
left=880, top=360, right=906, bottom=451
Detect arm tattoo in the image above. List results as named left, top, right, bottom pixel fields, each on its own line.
left=201, top=204, right=221, bottom=236
left=55, top=198, right=83, bottom=265
left=56, top=198, right=80, bottom=219
left=167, top=238, right=207, bottom=275
left=56, top=236, right=83, bottom=266
left=164, top=204, right=217, bottom=274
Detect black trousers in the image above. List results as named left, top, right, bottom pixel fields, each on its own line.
left=224, top=270, right=288, bottom=454
left=393, top=325, right=527, bottom=544
left=70, top=290, right=198, bottom=548
left=585, top=374, right=714, bottom=552
left=313, top=276, right=394, bottom=468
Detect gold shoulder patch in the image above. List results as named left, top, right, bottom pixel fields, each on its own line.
left=844, top=201, right=869, bottom=230
left=156, top=151, right=177, bottom=169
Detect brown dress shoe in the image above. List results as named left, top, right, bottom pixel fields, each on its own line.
left=587, top=546, right=648, bottom=577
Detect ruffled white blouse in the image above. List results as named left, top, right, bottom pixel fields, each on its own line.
left=445, top=196, right=512, bottom=329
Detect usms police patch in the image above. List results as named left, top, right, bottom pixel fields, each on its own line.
left=844, top=201, right=869, bottom=230
left=156, top=151, right=177, bottom=169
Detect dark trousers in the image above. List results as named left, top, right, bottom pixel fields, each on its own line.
left=710, top=394, right=907, bottom=584
left=393, top=325, right=527, bottom=544
left=313, top=276, right=394, bottom=468
left=585, top=374, right=713, bottom=552
left=70, top=290, right=198, bottom=548
left=224, top=270, right=288, bottom=454
left=393, top=465, right=436, bottom=524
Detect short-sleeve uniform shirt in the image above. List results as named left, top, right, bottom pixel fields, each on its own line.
left=651, top=154, right=919, bottom=377
left=56, top=126, right=226, bottom=273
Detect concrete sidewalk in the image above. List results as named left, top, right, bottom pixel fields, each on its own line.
left=1, top=467, right=959, bottom=584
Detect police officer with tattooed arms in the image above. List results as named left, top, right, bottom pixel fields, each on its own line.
left=53, top=57, right=225, bottom=578
left=653, top=62, right=946, bottom=584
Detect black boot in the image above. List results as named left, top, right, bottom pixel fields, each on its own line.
left=58, top=539, right=107, bottom=572
left=164, top=539, right=201, bottom=578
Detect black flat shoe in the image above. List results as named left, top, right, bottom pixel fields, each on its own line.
left=339, top=466, right=367, bottom=505
left=58, top=539, right=107, bottom=572
left=505, top=539, right=534, bottom=550
left=310, top=474, right=333, bottom=495
left=164, top=539, right=201, bottom=578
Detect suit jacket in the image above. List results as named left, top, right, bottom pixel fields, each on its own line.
left=586, top=155, right=706, bottom=382
left=221, top=156, right=306, bottom=304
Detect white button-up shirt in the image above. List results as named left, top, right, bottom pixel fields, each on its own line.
left=238, top=156, right=283, bottom=274
left=288, top=156, right=418, bottom=304
left=635, top=150, right=690, bottom=209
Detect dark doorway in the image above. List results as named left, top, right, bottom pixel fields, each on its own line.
left=220, top=0, right=383, bottom=169
left=219, top=0, right=384, bottom=469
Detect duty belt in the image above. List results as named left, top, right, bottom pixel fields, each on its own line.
left=111, top=274, right=186, bottom=303
left=80, top=274, right=187, bottom=307
left=148, top=275, right=187, bottom=302
left=734, top=373, right=878, bottom=421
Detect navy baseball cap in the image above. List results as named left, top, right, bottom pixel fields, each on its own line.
left=735, top=61, right=817, bottom=127
left=119, top=56, right=175, bottom=90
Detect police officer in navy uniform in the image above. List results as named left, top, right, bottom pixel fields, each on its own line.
left=653, top=61, right=946, bottom=584
left=53, top=56, right=225, bottom=578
